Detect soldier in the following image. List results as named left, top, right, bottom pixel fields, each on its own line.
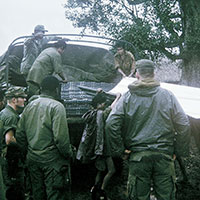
left=77, top=90, right=121, bottom=200
left=106, top=59, right=190, bottom=200
left=0, top=87, right=27, bottom=200
left=114, top=43, right=135, bottom=78
left=20, top=25, right=60, bottom=78
left=0, top=88, right=6, bottom=200
left=16, top=76, right=72, bottom=200
left=26, top=39, right=68, bottom=97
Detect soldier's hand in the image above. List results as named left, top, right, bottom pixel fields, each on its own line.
left=61, top=79, right=68, bottom=83
left=121, top=149, right=131, bottom=160
left=70, top=145, right=77, bottom=163
left=97, top=88, right=103, bottom=93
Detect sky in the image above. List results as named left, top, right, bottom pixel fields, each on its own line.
left=0, top=0, right=82, bottom=55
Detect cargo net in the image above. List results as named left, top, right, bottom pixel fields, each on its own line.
left=61, top=82, right=116, bottom=117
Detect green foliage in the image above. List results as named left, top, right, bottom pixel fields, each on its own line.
left=64, top=0, right=200, bottom=61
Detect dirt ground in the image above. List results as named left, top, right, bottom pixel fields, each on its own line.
left=71, top=141, right=200, bottom=200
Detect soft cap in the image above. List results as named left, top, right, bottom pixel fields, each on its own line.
left=34, top=25, right=48, bottom=33
left=135, top=59, right=155, bottom=69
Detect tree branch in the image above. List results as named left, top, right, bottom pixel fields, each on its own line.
left=157, top=46, right=182, bottom=60
left=127, top=0, right=146, bottom=5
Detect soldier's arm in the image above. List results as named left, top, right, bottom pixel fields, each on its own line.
left=128, top=53, right=136, bottom=77
left=171, top=94, right=190, bottom=157
left=105, top=95, right=126, bottom=157
left=114, top=55, right=126, bottom=77
left=52, top=104, right=72, bottom=159
left=58, top=71, right=68, bottom=83
left=15, top=114, right=28, bottom=155
left=53, top=54, right=68, bottom=82
left=117, top=68, right=127, bottom=77
left=5, top=129, right=16, bottom=145
left=3, top=116, right=18, bottom=145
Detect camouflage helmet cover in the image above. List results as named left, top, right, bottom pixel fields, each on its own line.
left=135, top=59, right=155, bottom=70
left=5, top=87, right=27, bottom=98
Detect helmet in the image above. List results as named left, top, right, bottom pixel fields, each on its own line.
left=34, top=25, right=48, bottom=33
left=5, top=87, right=27, bottom=98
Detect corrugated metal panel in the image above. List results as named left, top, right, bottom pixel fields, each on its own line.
left=61, top=82, right=115, bottom=117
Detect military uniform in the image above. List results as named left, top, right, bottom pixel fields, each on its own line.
left=20, top=38, right=44, bottom=76
left=0, top=87, right=27, bottom=200
left=20, top=25, right=49, bottom=77
left=20, top=37, right=57, bottom=77
left=0, top=105, right=19, bottom=149
left=26, top=47, right=63, bottom=96
left=114, top=50, right=135, bottom=76
left=16, top=94, right=72, bottom=200
left=0, top=120, right=6, bottom=200
left=106, top=59, right=190, bottom=200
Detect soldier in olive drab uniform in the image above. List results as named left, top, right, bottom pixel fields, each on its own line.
left=26, top=39, right=68, bottom=97
left=114, top=43, right=135, bottom=78
left=106, top=59, right=190, bottom=200
left=16, top=76, right=72, bottom=200
left=0, top=88, right=6, bottom=200
left=0, top=87, right=27, bottom=200
left=20, top=25, right=60, bottom=78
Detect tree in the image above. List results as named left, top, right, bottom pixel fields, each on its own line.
left=64, top=0, right=200, bottom=86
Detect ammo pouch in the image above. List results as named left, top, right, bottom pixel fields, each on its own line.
left=52, top=165, right=70, bottom=190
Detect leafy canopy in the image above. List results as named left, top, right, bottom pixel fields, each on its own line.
left=64, top=0, right=200, bottom=60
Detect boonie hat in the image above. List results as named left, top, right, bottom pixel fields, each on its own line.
left=135, top=59, right=155, bottom=69
left=5, top=87, right=27, bottom=98
left=34, top=25, right=48, bottom=33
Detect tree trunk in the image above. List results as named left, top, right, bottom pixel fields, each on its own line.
left=181, top=55, right=200, bottom=87
left=180, top=0, right=200, bottom=87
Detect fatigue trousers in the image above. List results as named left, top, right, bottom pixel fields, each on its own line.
left=2, top=158, right=25, bottom=200
left=127, top=152, right=176, bottom=200
left=0, top=163, right=6, bottom=200
left=27, top=160, right=71, bottom=200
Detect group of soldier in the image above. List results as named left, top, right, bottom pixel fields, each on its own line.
left=0, top=25, right=72, bottom=200
left=0, top=76, right=72, bottom=200
left=0, top=24, right=191, bottom=200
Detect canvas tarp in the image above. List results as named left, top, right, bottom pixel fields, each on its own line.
left=109, top=77, right=200, bottom=118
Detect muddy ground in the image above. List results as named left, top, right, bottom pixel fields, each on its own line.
left=71, top=140, right=200, bottom=200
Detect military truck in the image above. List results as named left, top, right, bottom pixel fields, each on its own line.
left=0, top=34, right=134, bottom=147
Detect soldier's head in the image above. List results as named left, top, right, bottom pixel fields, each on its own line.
left=55, top=39, right=67, bottom=54
left=116, top=42, right=125, bottom=55
left=5, top=87, right=27, bottom=111
left=135, top=59, right=155, bottom=80
left=33, top=25, right=48, bottom=39
left=40, top=76, right=60, bottom=97
left=91, top=91, right=108, bottom=110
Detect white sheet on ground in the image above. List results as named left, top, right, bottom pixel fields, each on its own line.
left=108, top=77, right=200, bottom=119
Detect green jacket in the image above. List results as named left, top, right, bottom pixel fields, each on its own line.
left=16, top=94, right=72, bottom=164
left=27, top=47, right=63, bottom=86
left=0, top=105, right=19, bottom=151
left=114, top=50, right=135, bottom=76
left=106, top=78, right=190, bottom=157
left=20, top=37, right=56, bottom=76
